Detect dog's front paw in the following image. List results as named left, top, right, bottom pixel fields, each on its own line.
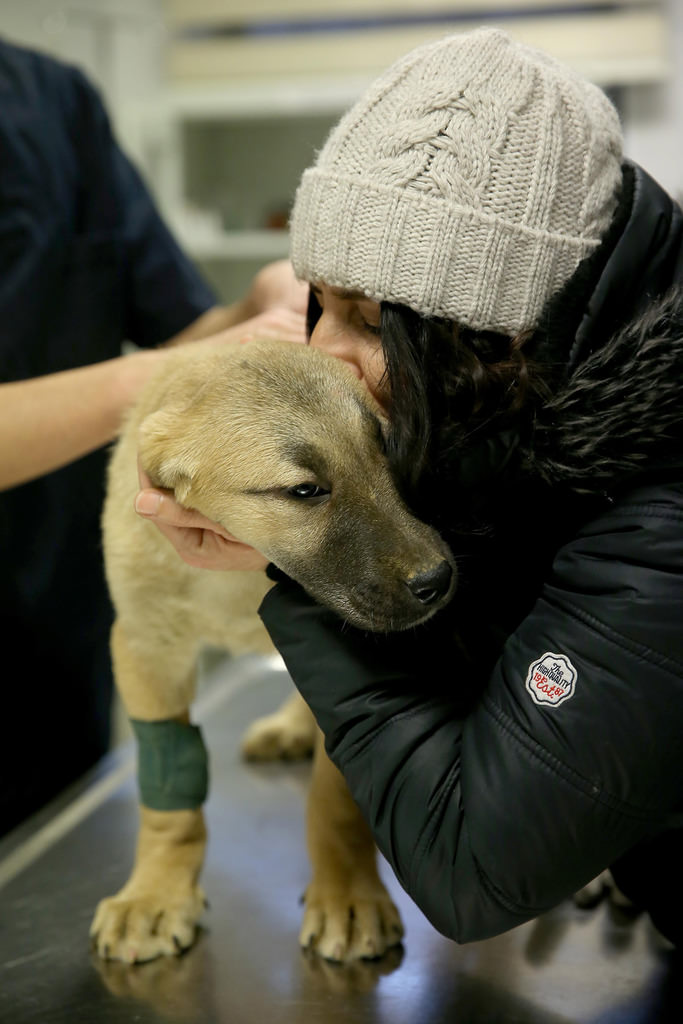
left=300, top=877, right=404, bottom=963
left=90, top=886, right=206, bottom=963
left=241, top=708, right=315, bottom=761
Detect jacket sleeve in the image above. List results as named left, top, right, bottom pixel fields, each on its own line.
left=259, top=485, right=683, bottom=942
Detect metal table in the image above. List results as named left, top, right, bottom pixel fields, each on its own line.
left=1, top=654, right=678, bottom=1024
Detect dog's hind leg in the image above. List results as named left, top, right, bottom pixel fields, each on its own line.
left=241, top=690, right=316, bottom=761
left=299, top=731, right=404, bottom=962
left=90, top=619, right=207, bottom=963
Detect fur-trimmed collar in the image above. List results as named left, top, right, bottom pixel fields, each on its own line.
left=455, top=163, right=683, bottom=500
left=524, top=285, right=683, bottom=491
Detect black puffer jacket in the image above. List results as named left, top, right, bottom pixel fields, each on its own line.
left=259, top=162, right=683, bottom=946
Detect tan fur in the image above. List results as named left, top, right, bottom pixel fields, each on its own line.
left=90, top=339, right=454, bottom=964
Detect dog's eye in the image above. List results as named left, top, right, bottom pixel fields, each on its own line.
left=286, top=483, right=330, bottom=501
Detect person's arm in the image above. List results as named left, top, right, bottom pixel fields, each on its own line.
left=0, top=301, right=306, bottom=493
left=0, top=349, right=162, bottom=491
left=258, top=482, right=683, bottom=942
left=0, top=50, right=305, bottom=491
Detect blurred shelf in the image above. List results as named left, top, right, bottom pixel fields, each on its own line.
left=173, top=227, right=291, bottom=261
left=166, top=0, right=631, bottom=23
left=161, top=75, right=371, bottom=120
left=165, top=7, right=670, bottom=91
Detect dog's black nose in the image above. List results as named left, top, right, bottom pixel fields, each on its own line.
left=405, top=561, right=452, bottom=605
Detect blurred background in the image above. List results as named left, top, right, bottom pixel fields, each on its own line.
left=1, top=0, right=679, bottom=304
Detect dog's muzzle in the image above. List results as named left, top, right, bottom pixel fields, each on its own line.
left=405, top=561, right=453, bottom=606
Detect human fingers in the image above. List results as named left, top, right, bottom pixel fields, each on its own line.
left=134, top=488, right=268, bottom=571
left=247, top=259, right=309, bottom=316
left=200, top=308, right=307, bottom=350
left=236, top=307, right=308, bottom=344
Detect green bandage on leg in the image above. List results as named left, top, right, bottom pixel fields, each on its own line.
left=130, top=718, right=209, bottom=811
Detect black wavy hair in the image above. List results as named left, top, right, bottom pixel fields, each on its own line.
left=306, top=290, right=546, bottom=515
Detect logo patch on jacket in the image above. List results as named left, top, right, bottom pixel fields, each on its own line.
left=525, top=653, right=577, bottom=708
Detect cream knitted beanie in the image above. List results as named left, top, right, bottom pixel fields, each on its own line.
left=290, top=28, right=623, bottom=336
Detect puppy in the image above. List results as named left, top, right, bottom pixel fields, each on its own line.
left=90, top=338, right=455, bottom=963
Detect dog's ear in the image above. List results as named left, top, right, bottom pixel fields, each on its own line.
left=137, top=409, right=198, bottom=504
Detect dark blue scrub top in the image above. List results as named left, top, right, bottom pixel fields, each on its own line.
left=0, top=39, right=217, bottom=834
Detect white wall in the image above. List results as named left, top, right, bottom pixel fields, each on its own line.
left=0, top=0, right=165, bottom=119
left=1, top=1, right=681, bottom=204
left=2, top=1, right=681, bottom=202
left=620, top=0, right=683, bottom=202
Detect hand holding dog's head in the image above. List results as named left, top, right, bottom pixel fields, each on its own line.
left=137, top=340, right=455, bottom=631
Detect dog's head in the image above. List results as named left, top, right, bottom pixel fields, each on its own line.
left=138, top=339, right=455, bottom=631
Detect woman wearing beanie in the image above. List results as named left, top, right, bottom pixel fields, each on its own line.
left=137, top=29, right=683, bottom=949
